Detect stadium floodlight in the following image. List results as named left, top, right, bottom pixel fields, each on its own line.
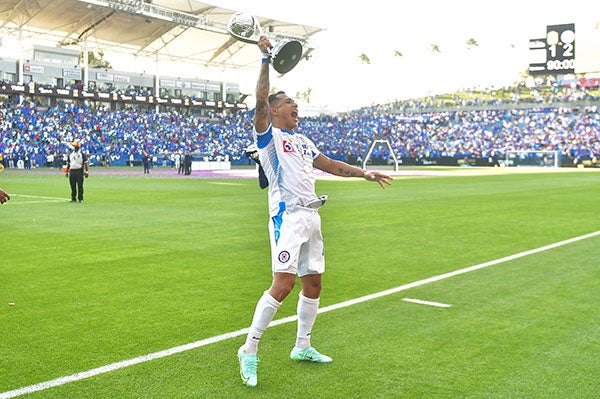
left=107, top=0, right=144, bottom=13
left=76, top=0, right=216, bottom=31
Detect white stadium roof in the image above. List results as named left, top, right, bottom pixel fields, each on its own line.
left=0, top=0, right=323, bottom=70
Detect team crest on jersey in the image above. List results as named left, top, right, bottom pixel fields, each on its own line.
left=282, top=140, right=295, bottom=153
left=278, top=250, right=291, bottom=263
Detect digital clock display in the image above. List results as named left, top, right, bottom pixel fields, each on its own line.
left=528, top=23, right=575, bottom=76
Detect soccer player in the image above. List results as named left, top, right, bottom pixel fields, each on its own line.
left=237, top=34, right=393, bottom=387
left=0, top=188, right=10, bottom=204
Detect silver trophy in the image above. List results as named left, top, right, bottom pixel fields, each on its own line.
left=227, top=12, right=302, bottom=74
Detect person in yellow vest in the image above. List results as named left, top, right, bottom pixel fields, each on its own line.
left=65, top=141, right=89, bottom=202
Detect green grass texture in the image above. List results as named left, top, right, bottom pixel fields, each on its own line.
left=1, top=168, right=599, bottom=398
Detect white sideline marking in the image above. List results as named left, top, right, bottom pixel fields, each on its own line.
left=6, top=194, right=69, bottom=204
left=402, top=298, right=452, bottom=308
left=2, top=230, right=599, bottom=399
left=11, top=194, right=65, bottom=199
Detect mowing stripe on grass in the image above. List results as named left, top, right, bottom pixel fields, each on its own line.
left=1, top=229, right=599, bottom=399
left=402, top=298, right=452, bottom=308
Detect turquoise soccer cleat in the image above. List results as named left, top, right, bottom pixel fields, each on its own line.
left=237, top=347, right=259, bottom=387
left=290, top=346, right=333, bottom=363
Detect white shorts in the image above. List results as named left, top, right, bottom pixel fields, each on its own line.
left=268, top=207, right=325, bottom=276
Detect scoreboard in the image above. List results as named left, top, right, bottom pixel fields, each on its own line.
left=528, top=23, right=575, bottom=76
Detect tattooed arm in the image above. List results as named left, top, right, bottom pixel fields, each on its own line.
left=253, top=35, right=271, bottom=133
left=313, top=154, right=393, bottom=189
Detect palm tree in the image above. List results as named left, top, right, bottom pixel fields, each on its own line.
left=304, top=87, right=312, bottom=103
left=85, top=50, right=112, bottom=68
left=295, top=87, right=312, bottom=103
left=466, top=38, right=479, bottom=50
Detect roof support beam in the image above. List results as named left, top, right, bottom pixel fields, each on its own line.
left=58, top=7, right=115, bottom=46
left=0, top=0, right=43, bottom=29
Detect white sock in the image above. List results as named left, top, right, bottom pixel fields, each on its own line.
left=242, top=291, right=281, bottom=354
left=295, top=293, right=320, bottom=350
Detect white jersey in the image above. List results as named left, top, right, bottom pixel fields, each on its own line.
left=255, top=124, right=321, bottom=217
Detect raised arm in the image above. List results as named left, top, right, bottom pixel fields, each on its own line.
left=253, top=35, right=272, bottom=133
left=313, top=154, right=393, bottom=190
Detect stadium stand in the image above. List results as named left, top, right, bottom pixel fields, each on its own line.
left=1, top=87, right=599, bottom=169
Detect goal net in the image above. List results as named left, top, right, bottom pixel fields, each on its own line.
left=503, top=150, right=561, bottom=168
left=362, top=139, right=399, bottom=171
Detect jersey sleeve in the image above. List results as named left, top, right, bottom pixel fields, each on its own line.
left=254, top=124, right=273, bottom=149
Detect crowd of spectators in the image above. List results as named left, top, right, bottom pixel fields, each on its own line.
left=388, top=82, right=600, bottom=113
left=336, top=105, right=600, bottom=162
left=0, top=101, right=247, bottom=168
left=1, top=85, right=599, bottom=169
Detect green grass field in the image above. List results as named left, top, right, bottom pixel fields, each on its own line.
left=1, top=168, right=599, bottom=398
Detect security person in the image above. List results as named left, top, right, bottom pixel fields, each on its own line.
left=65, top=141, right=89, bottom=202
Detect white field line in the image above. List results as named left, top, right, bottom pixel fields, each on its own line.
left=7, top=200, right=69, bottom=204
left=6, top=194, right=69, bottom=204
left=402, top=298, right=452, bottom=308
left=1, top=230, right=599, bottom=399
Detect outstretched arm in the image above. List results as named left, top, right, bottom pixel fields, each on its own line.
left=253, top=35, right=272, bottom=133
left=0, top=188, right=10, bottom=204
left=313, top=154, right=393, bottom=189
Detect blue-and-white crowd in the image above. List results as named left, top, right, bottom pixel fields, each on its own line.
left=1, top=85, right=599, bottom=169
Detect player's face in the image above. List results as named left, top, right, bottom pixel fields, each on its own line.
left=271, top=94, right=298, bottom=130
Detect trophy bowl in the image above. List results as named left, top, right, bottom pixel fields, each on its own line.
left=227, top=11, right=303, bottom=74
left=227, top=12, right=259, bottom=44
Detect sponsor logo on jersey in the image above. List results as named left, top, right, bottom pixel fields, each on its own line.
left=278, top=250, right=291, bottom=263
left=282, top=140, right=295, bottom=153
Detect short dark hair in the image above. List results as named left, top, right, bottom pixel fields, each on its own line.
left=268, top=91, right=286, bottom=107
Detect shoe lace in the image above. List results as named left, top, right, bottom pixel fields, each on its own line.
left=298, top=347, right=318, bottom=360
left=243, top=355, right=259, bottom=374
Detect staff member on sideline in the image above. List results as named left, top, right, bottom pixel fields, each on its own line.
left=0, top=189, right=10, bottom=204
left=65, top=141, right=89, bottom=202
